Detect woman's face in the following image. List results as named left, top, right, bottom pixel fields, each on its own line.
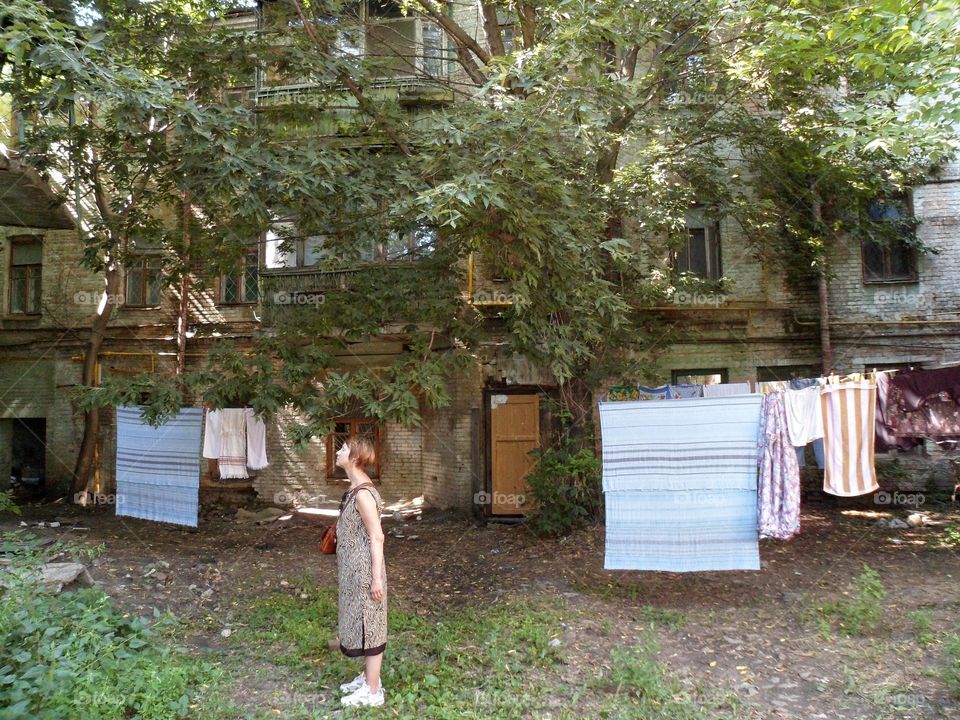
left=335, top=441, right=352, bottom=470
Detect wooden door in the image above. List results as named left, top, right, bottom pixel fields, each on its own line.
left=489, top=394, right=539, bottom=515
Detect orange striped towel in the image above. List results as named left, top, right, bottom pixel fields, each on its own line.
left=820, top=382, right=878, bottom=496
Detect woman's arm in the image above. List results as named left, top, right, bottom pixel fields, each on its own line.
left=356, top=490, right=386, bottom=602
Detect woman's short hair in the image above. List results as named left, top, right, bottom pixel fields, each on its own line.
left=347, top=434, right=376, bottom=469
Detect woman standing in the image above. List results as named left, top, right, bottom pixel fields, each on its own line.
left=335, top=436, right=388, bottom=708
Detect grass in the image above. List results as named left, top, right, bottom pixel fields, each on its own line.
left=944, top=631, right=960, bottom=699
left=218, top=579, right=743, bottom=719
left=907, top=609, right=934, bottom=646
left=0, top=531, right=217, bottom=720
left=808, top=564, right=887, bottom=637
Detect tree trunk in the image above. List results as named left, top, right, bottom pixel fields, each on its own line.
left=176, top=194, right=192, bottom=380
left=72, top=265, right=120, bottom=499
left=812, top=187, right=833, bottom=374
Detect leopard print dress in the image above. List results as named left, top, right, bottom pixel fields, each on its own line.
left=336, top=484, right=388, bottom=657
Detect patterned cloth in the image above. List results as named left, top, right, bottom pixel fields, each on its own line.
left=820, top=382, right=879, bottom=496
left=337, top=484, right=388, bottom=656
left=875, top=371, right=922, bottom=451
left=757, top=392, right=801, bottom=540
left=886, top=375, right=960, bottom=441
left=115, top=405, right=203, bottom=527
left=671, top=383, right=704, bottom=399
left=218, top=409, right=249, bottom=479
left=599, top=396, right=762, bottom=572
left=636, top=384, right=673, bottom=401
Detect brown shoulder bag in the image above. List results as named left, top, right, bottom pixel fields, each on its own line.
left=320, top=482, right=375, bottom=555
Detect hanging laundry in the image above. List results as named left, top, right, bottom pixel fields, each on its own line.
left=202, top=409, right=222, bottom=460
left=874, top=371, right=922, bottom=451
left=245, top=408, right=269, bottom=470
left=890, top=366, right=960, bottom=410
left=887, top=367, right=960, bottom=441
left=789, top=377, right=820, bottom=390
left=758, top=380, right=791, bottom=394
left=218, top=408, right=249, bottom=479
left=783, top=385, right=824, bottom=447
left=820, top=381, right=878, bottom=496
left=670, top=383, right=704, bottom=399
left=703, top=382, right=752, bottom=397
left=757, top=393, right=801, bottom=540
left=635, top=384, right=673, bottom=400
left=115, top=405, right=203, bottom=527
left=607, top=385, right=641, bottom=401
left=600, top=395, right=762, bottom=572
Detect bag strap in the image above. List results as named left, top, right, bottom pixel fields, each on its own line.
left=339, top=482, right=376, bottom=511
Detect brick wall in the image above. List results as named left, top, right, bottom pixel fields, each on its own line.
left=826, top=164, right=960, bottom=372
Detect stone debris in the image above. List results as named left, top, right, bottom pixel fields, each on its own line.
left=41, top=562, right=95, bottom=593
left=235, top=507, right=286, bottom=525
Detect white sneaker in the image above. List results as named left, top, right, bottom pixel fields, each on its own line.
left=340, top=680, right=385, bottom=707
left=339, top=672, right=366, bottom=693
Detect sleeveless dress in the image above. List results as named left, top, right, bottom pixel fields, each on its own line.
left=336, top=484, right=388, bottom=657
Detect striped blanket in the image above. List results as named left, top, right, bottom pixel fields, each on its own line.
left=115, top=405, right=203, bottom=527
left=820, top=382, right=879, bottom=497
left=600, top=395, right=763, bottom=572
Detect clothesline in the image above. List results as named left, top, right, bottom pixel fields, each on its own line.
left=598, top=363, right=960, bottom=572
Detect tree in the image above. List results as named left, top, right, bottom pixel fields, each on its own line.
left=3, top=0, right=958, bottom=492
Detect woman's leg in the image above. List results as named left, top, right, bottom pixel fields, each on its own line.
left=364, top=651, right=384, bottom=693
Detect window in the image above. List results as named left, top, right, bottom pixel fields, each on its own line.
left=662, top=27, right=708, bottom=104
left=326, top=418, right=381, bottom=479
left=862, top=196, right=917, bottom=283
left=421, top=19, right=444, bottom=76
left=496, top=9, right=518, bottom=53
left=756, top=364, right=820, bottom=383
left=673, top=211, right=721, bottom=280
left=672, top=368, right=727, bottom=385
left=220, top=245, right=259, bottom=304
left=125, top=255, right=163, bottom=307
left=265, top=224, right=344, bottom=269
left=266, top=219, right=435, bottom=268
left=8, top=236, right=42, bottom=315
left=381, top=223, right=437, bottom=261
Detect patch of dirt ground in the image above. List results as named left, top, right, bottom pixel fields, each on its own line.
left=5, top=499, right=960, bottom=719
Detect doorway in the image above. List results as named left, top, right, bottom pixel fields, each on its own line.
left=10, top=418, right=46, bottom=496
left=488, top=393, right=539, bottom=516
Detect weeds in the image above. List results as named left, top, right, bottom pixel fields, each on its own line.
left=813, top=564, right=887, bottom=637
left=943, top=632, right=960, bottom=699
left=0, top=531, right=216, bottom=720
left=907, top=609, right=934, bottom=646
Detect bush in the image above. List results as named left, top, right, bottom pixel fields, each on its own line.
left=525, top=443, right=602, bottom=536
left=0, top=490, right=20, bottom=516
left=0, top=532, right=215, bottom=720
